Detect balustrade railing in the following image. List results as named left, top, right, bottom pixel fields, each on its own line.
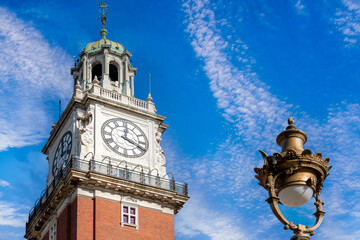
left=99, top=88, right=121, bottom=101
left=97, top=87, right=148, bottom=110
left=127, top=96, right=148, bottom=109
left=26, top=156, right=187, bottom=229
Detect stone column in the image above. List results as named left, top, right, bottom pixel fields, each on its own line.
left=82, top=56, right=88, bottom=89
left=131, top=76, right=134, bottom=97
left=125, top=60, right=130, bottom=95
left=102, top=49, right=111, bottom=89
left=104, top=50, right=109, bottom=76
left=119, top=62, right=124, bottom=94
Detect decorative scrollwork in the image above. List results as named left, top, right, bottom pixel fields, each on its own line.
left=273, top=152, right=283, bottom=161
left=314, top=152, right=322, bottom=160
left=285, top=150, right=297, bottom=159
left=254, top=167, right=266, bottom=187
left=286, top=165, right=300, bottom=175
left=301, top=149, right=312, bottom=157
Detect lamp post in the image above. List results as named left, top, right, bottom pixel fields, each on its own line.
left=254, top=117, right=332, bottom=240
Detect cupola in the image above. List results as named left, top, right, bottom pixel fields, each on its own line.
left=71, top=1, right=137, bottom=96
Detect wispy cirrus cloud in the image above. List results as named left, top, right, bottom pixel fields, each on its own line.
left=293, top=0, right=306, bottom=15
left=0, top=180, right=11, bottom=188
left=0, top=200, right=28, bottom=228
left=176, top=194, right=247, bottom=240
left=334, top=0, right=360, bottom=47
left=182, top=0, right=290, bottom=201
left=182, top=0, right=360, bottom=238
left=0, top=7, right=72, bottom=151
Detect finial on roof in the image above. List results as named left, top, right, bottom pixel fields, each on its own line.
left=288, top=116, right=294, bottom=125
left=286, top=116, right=296, bottom=130
left=75, top=81, right=81, bottom=90
left=99, top=1, right=108, bottom=40
left=93, top=75, right=100, bottom=85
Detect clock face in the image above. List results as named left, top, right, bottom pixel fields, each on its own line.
left=53, top=131, right=72, bottom=175
left=101, top=118, right=149, bottom=158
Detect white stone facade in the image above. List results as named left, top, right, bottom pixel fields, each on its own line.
left=44, top=43, right=168, bottom=187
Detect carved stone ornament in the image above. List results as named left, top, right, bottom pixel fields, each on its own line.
left=154, top=131, right=166, bottom=166
left=123, top=195, right=138, bottom=203
left=81, top=126, right=94, bottom=146
left=77, top=111, right=94, bottom=147
left=77, top=111, right=93, bottom=133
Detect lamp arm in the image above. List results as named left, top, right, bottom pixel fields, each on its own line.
left=266, top=174, right=326, bottom=237
left=266, top=173, right=292, bottom=226
left=304, top=187, right=325, bottom=234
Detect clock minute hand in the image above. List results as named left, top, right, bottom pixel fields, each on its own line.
left=121, top=136, right=146, bottom=152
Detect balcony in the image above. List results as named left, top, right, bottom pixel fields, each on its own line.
left=26, top=156, right=188, bottom=229
left=74, top=83, right=157, bottom=114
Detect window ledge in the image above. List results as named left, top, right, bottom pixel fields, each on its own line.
left=121, top=222, right=139, bottom=230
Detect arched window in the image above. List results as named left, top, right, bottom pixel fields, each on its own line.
left=110, top=63, right=118, bottom=82
left=92, top=63, right=102, bottom=81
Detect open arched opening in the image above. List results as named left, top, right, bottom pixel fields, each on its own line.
left=92, top=63, right=102, bottom=81
left=109, top=63, right=119, bottom=82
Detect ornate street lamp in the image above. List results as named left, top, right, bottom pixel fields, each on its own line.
left=254, top=117, right=332, bottom=240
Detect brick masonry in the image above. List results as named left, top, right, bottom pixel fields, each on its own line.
left=53, top=195, right=174, bottom=240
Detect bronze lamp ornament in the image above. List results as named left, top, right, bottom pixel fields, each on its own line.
left=254, top=117, right=332, bottom=240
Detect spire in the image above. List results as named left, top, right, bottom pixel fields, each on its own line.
left=147, top=73, right=153, bottom=102
left=99, top=1, right=108, bottom=40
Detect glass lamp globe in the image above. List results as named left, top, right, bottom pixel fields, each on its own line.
left=278, top=185, right=314, bottom=207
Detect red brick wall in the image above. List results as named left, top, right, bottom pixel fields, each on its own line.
left=76, top=196, right=94, bottom=240
left=57, top=204, right=69, bottom=240
left=56, top=195, right=174, bottom=240
left=92, top=197, right=174, bottom=240
left=70, top=197, right=78, bottom=240
left=40, top=231, right=49, bottom=240
left=56, top=199, right=77, bottom=240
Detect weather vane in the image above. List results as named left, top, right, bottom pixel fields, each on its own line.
left=98, top=1, right=109, bottom=40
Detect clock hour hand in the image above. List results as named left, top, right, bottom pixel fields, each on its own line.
left=121, top=136, right=146, bottom=152
left=124, top=122, right=129, bottom=138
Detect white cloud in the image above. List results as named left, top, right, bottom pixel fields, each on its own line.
left=293, top=0, right=306, bottom=15
left=0, top=201, right=28, bottom=228
left=0, top=180, right=11, bottom=188
left=0, top=230, right=24, bottom=240
left=182, top=0, right=291, bottom=204
left=334, top=0, right=360, bottom=47
left=182, top=0, right=360, bottom=238
left=176, top=194, right=247, bottom=240
left=0, top=7, right=73, bottom=151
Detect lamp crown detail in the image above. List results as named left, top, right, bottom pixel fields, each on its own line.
left=276, top=116, right=307, bottom=154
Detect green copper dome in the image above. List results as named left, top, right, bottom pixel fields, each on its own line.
left=85, top=39, right=125, bottom=56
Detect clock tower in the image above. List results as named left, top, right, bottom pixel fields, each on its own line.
left=25, top=3, right=189, bottom=240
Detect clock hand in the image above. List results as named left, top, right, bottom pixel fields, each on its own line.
left=121, top=136, right=146, bottom=152
left=124, top=122, right=129, bottom=138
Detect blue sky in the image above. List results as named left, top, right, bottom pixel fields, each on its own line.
left=0, top=0, right=360, bottom=239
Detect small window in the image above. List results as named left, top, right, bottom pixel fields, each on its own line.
left=92, top=63, right=102, bottom=81
left=121, top=204, right=138, bottom=228
left=49, top=221, right=56, bottom=240
left=110, top=63, right=118, bottom=82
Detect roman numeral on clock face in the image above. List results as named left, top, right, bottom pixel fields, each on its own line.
left=101, top=118, right=149, bottom=158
